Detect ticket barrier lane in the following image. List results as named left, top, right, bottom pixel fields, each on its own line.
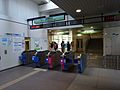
left=19, top=50, right=36, bottom=65
left=47, top=51, right=62, bottom=69
left=60, top=54, right=87, bottom=73
left=32, top=50, right=49, bottom=67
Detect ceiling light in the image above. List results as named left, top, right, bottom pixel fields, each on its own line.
left=81, top=30, right=95, bottom=34
left=77, top=34, right=82, bottom=36
left=76, top=9, right=81, bottom=13
left=90, top=26, right=93, bottom=29
left=56, top=32, right=64, bottom=35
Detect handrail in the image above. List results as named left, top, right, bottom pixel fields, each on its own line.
left=28, top=14, right=120, bottom=29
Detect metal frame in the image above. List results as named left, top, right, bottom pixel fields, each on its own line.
left=27, top=14, right=120, bottom=29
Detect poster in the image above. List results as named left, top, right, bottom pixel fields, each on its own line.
left=7, top=38, right=13, bottom=46
left=1, top=38, right=8, bottom=46
left=34, top=40, right=40, bottom=50
left=13, top=37, right=22, bottom=52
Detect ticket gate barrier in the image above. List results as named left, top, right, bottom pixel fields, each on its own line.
left=32, top=50, right=49, bottom=67
left=47, top=51, right=62, bottom=69
left=60, top=51, right=75, bottom=71
left=19, top=50, right=36, bottom=65
left=61, top=53, right=87, bottom=73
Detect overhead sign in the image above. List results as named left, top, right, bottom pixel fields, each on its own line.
left=30, top=25, right=42, bottom=29
left=33, top=15, right=65, bottom=25
left=34, top=18, right=46, bottom=25
left=104, top=15, right=115, bottom=22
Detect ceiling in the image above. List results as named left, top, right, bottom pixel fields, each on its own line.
left=33, top=0, right=49, bottom=5
left=51, top=0, right=120, bottom=19
left=39, top=8, right=64, bottom=16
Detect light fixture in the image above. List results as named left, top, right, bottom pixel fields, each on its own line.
left=56, top=32, right=64, bottom=35
left=81, top=30, right=95, bottom=34
left=77, top=34, right=82, bottom=36
left=90, top=26, right=93, bottom=29
left=76, top=9, right=81, bottom=13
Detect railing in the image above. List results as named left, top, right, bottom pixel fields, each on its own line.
left=87, top=54, right=120, bottom=70
left=27, top=14, right=120, bottom=29
left=103, top=55, right=120, bottom=70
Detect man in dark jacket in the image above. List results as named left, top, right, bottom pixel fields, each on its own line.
left=61, top=41, right=65, bottom=53
left=67, top=41, right=70, bottom=51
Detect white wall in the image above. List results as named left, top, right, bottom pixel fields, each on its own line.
left=103, top=21, right=120, bottom=55
left=0, top=0, right=39, bottom=36
left=0, top=0, right=39, bottom=71
left=30, top=29, right=48, bottom=51
left=65, top=15, right=74, bottom=21
left=0, top=0, right=39, bottom=24
left=0, top=19, right=27, bottom=36
left=39, top=8, right=65, bottom=17
left=39, top=1, right=59, bottom=12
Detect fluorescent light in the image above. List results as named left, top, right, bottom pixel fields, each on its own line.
left=56, top=32, right=64, bottom=35
left=81, top=30, right=95, bottom=34
left=77, top=34, right=82, bottom=36
left=90, top=26, right=93, bottom=29
left=47, top=25, right=83, bottom=30
left=76, top=9, right=81, bottom=13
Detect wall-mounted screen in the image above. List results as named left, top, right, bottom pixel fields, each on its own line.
left=33, top=14, right=65, bottom=25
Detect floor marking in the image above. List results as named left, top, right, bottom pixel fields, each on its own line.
left=0, top=70, right=40, bottom=90
left=34, top=68, right=47, bottom=72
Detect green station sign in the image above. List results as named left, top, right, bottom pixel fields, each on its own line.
left=33, top=15, right=65, bottom=25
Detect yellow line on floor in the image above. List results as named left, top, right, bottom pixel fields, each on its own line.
left=0, top=68, right=47, bottom=90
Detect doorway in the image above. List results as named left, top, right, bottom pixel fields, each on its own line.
left=76, top=39, right=83, bottom=52
left=48, top=30, right=72, bottom=51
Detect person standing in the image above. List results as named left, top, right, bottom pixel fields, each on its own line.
left=49, top=42, right=55, bottom=51
left=71, top=41, right=74, bottom=51
left=67, top=41, right=70, bottom=51
left=54, top=42, right=58, bottom=51
left=61, top=41, right=65, bottom=53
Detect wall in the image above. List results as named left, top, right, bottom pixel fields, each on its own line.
left=39, top=8, right=64, bottom=17
left=103, top=21, right=120, bottom=55
left=39, top=1, right=74, bottom=20
left=39, top=1, right=59, bottom=12
left=0, top=0, right=39, bottom=71
left=90, top=33, right=103, bottom=39
left=30, top=29, right=48, bottom=51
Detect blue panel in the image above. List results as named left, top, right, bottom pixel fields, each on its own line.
left=74, top=59, right=78, bottom=64
left=32, top=56, right=39, bottom=63
left=45, top=58, right=48, bottom=63
left=64, top=64, right=68, bottom=70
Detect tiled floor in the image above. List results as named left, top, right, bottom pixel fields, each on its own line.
left=0, top=66, right=120, bottom=90
left=68, top=68, right=120, bottom=90
left=0, top=66, right=34, bottom=86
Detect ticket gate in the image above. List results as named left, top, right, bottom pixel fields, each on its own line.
left=32, top=50, right=49, bottom=67
left=19, top=50, right=36, bottom=65
left=60, top=51, right=75, bottom=71
left=47, top=51, right=62, bottom=69
left=60, top=52, right=87, bottom=73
